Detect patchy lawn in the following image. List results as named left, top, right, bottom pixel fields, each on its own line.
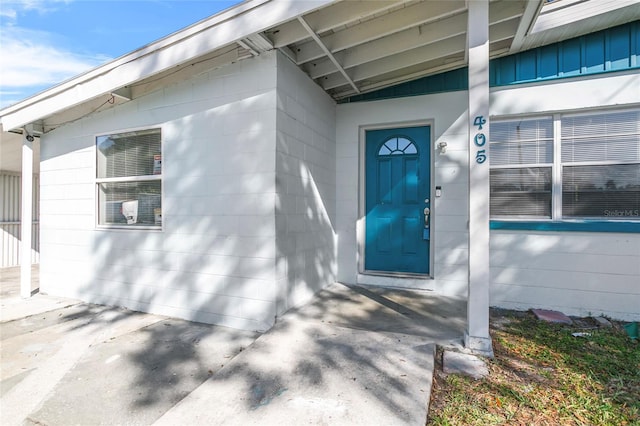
left=428, top=309, right=640, bottom=425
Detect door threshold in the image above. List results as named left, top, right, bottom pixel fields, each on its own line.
left=356, top=273, right=435, bottom=291
left=361, top=270, right=431, bottom=279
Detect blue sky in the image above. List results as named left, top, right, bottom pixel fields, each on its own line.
left=0, top=0, right=239, bottom=109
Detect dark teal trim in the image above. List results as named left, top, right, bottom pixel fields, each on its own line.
left=490, top=220, right=640, bottom=233
left=339, top=68, right=468, bottom=103
left=340, top=21, right=640, bottom=104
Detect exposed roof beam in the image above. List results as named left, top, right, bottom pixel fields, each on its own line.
left=298, top=16, right=359, bottom=94
left=277, top=45, right=298, bottom=63
left=509, top=0, right=544, bottom=53
left=315, top=18, right=519, bottom=85
left=295, top=0, right=525, bottom=66
left=320, top=34, right=467, bottom=90
left=490, top=0, right=527, bottom=24
left=308, top=14, right=467, bottom=78
left=267, top=0, right=402, bottom=48
left=306, top=13, right=468, bottom=79
left=111, top=87, right=132, bottom=101
left=295, top=0, right=467, bottom=65
left=240, top=33, right=274, bottom=55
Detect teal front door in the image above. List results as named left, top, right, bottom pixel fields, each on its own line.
left=365, top=126, right=431, bottom=274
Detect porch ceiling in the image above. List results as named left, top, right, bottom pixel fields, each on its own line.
left=262, top=0, right=640, bottom=100
left=265, top=0, right=532, bottom=99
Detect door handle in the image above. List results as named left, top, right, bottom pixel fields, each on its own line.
left=423, top=207, right=430, bottom=227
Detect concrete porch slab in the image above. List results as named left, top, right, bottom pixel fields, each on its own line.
left=1, top=268, right=466, bottom=425
left=155, top=316, right=436, bottom=426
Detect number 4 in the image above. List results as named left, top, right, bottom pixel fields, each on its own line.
left=473, top=116, right=486, bottom=130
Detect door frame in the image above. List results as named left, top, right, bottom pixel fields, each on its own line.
left=357, top=119, right=435, bottom=282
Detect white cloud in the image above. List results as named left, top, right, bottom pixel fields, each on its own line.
left=6, top=0, right=71, bottom=14
left=0, top=8, right=18, bottom=20
left=0, top=28, right=107, bottom=89
left=0, top=1, right=110, bottom=108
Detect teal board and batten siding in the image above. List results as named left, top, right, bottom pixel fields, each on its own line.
left=340, top=21, right=640, bottom=104
left=491, top=21, right=639, bottom=85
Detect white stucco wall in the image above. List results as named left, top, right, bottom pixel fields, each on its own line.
left=335, top=71, right=640, bottom=321
left=274, top=53, right=337, bottom=313
left=39, top=53, right=281, bottom=331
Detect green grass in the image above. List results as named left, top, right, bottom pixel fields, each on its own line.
left=428, top=311, right=640, bottom=425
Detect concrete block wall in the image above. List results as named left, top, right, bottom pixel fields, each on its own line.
left=39, top=52, right=281, bottom=331
left=274, top=52, right=337, bottom=313
left=490, top=232, right=640, bottom=320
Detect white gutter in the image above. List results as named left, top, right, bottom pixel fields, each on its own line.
left=0, top=0, right=334, bottom=132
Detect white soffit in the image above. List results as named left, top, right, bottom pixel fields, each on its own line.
left=524, top=0, right=640, bottom=50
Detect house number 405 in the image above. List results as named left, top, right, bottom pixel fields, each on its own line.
left=473, top=115, right=487, bottom=164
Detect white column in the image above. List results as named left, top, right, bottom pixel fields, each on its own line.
left=466, top=0, right=493, bottom=356
left=20, top=128, right=34, bottom=298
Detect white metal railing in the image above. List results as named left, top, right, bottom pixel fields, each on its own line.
left=1, top=172, right=40, bottom=267
left=0, top=222, right=39, bottom=267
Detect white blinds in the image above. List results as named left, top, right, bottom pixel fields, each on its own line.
left=561, top=110, right=640, bottom=219
left=561, top=110, right=640, bottom=163
left=96, top=128, right=162, bottom=226
left=491, top=109, right=640, bottom=221
left=491, top=118, right=553, bottom=166
left=490, top=168, right=552, bottom=217
left=97, top=129, right=161, bottom=179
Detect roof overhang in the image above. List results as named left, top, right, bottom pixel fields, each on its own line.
left=2, top=0, right=639, bottom=135
left=0, top=0, right=333, bottom=133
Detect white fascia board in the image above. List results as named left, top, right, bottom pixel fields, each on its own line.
left=0, top=0, right=334, bottom=132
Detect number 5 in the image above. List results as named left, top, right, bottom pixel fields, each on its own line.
left=476, top=150, right=487, bottom=164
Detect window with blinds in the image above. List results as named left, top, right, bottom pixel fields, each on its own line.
left=96, top=128, right=162, bottom=227
left=490, top=109, right=640, bottom=222
left=561, top=110, right=640, bottom=219
left=490, top=117, right=553, bottom=218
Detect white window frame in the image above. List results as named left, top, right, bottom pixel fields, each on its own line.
left=489, top=115, right=554, bottom=220
left=95, top=126, right=163, bottom=230
left=491, top=107, right=640, bottom=223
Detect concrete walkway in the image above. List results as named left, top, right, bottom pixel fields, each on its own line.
left=0, top=267, right=465, bottom=425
